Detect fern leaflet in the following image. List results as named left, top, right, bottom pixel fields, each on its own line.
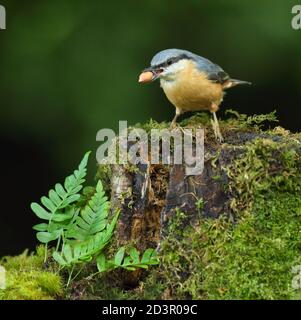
left=53, top=211, right=119, bottom=266
left=65, top=181, right=110, bottom=241
left=30, top=152, right=90, bottom=244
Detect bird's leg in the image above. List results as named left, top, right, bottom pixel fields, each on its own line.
left=211, top=111, right=224, bottom=142
left=171, top=108, right=182, bottom=128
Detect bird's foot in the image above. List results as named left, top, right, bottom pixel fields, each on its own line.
left=170, top=120, right=177, bottom=129
left=170, top=121, right=186, bottom=135
left=211, top=119, right=224, bottom=143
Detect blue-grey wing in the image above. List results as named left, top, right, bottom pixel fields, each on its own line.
left=194, top=55, right=230, bottom=84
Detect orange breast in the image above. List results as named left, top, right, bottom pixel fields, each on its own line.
left=161, top=60, right=224, bottom=112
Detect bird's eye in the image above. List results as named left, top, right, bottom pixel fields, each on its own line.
left=167, top=59, right=173, bottom=66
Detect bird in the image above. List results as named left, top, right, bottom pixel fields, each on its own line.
left=138, top=48, right=251, bottom=142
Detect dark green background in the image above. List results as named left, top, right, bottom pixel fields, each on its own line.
left=0, top=0, right=300, bottom=255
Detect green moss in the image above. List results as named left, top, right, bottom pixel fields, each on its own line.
left=96, top=164, right=113, bottom=194
left=225, top=136, right=301, bottom=216
left=0, top=246, right=63, bottom=300
left=134, top=118, right=170, bottom=134
left=173, top=191, right=301, bottom=300
left=136, top=131, right=301, bottom=300
left=136, top=192, right=301, bottom=300
left=224, top=109, right=278, bottom=130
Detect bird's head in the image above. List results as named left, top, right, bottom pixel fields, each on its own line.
left=139, top=49, right=196, bottom=84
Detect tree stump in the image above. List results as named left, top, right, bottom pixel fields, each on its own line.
left=97, top=112, right=301, bottom=284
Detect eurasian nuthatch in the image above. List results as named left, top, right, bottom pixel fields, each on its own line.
left=139, top=48, right=251, bottom=142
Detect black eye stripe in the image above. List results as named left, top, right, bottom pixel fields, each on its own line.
left=153, top=54, right=191, bottom=69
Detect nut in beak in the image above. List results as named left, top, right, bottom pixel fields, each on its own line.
left=138, top=71, right=154, bottom=84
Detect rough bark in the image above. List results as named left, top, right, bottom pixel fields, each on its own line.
left=109, top=130, right=277, bottom=249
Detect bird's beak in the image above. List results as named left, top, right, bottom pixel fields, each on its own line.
left=138, top=67, right=163, bottom=84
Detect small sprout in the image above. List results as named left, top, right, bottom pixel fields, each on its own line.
left=195, top=198, right=205, bottom=211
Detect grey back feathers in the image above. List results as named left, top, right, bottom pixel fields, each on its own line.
left=151, top=48, right=230, bottom=84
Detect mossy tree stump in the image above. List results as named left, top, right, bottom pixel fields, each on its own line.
left=2, top=112, right=301, bottom=300
left=97, top=112, right=301, bottom=285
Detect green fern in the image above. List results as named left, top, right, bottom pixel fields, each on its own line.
left=65, top=181, right=110, bottom=241
left=53, top=212, right=119, bottom=267
left=30, top=151, right=159, bottom=286
left=52, top=180, right=119, bottom=267
left=97, top=247, right=159, bottom=272
left=31, top=152, right=90, bottom=244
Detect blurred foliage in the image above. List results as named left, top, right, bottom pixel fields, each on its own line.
left=0, top=0, right=301, bottom=173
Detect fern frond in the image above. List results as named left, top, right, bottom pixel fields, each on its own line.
left=66, top=180, right=110, bottom=241
left=96, top=247, right=159, bottom=272
left=31, top=152, right=90, bottom=244
left=53, top=210, right=119, bottom=266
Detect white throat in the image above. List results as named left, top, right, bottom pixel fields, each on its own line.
left=160, top=59, right=189, bottom=82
